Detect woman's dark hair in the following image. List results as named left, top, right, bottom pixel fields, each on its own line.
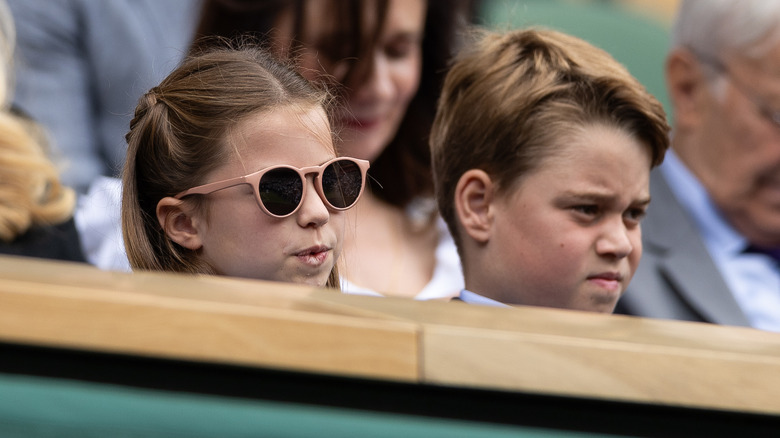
left=192, top=0, right=480, bottom=208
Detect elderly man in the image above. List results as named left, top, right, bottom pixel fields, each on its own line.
left=616, top=0, right=780, bottom=331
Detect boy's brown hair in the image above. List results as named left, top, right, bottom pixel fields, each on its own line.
left=430, top=28, right=670, bottom=251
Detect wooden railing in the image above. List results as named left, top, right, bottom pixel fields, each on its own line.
left=2, top=254, right=780, bottom=432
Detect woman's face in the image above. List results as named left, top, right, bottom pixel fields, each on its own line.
left=275, top=0, right=426, bottom=161
left=185, top=107, right=345, bottom=287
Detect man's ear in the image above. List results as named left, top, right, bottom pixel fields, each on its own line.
left=666, top=47, right=709, bottom=129
left=454, top=169, right=495, bottom=244
left=156, top=197, right=203, bottom=250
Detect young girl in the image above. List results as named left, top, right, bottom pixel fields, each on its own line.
left=121, top=46, right=368, bottom=288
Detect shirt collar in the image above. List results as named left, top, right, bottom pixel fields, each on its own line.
left=459, top=290, right=511, bottom=307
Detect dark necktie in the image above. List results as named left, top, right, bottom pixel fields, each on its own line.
left=744, top=245, right=780, bottom=266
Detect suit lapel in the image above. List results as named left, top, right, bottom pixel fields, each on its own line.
left=645, top=171, right=751, bottom=326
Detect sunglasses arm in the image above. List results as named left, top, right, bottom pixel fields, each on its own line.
left=174, top=176, right=249, bottom=199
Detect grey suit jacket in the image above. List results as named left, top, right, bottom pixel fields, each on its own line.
left=615, top=170, right=751, bottom=327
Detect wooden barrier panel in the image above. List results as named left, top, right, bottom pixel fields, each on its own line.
left=313, top=284, right=780, bottom=415
left=3, top=254, right=780, bottom=420
left=0, top=255, right=419, bottom=381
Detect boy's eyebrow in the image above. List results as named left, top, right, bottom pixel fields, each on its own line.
left=558, top=191, right=652, bottom=205
left=635, top=196, right=652, bottom=206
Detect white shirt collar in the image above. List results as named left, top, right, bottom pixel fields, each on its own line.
left=459, top=290, right=511, bottom=307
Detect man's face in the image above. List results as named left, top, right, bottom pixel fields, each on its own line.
left=688, top=44, right=780, bottom=246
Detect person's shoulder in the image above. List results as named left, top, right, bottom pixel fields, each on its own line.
left=0, top=218, right=87, bottom=263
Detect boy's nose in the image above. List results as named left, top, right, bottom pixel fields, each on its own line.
left=596, top=221, right=633, bottom=258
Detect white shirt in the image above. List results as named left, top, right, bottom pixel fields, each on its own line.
left=74, top=176, right=131, bottom=272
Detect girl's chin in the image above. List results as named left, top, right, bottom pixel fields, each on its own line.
left=293, top=271, right=333, bottom=288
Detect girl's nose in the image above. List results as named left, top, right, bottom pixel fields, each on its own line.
left=296, top=177, right=330, bottom=228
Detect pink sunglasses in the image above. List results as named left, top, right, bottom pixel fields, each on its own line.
left=175, top=157, right=370, bottom=218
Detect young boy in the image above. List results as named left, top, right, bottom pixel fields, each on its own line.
left=430, top=28, right=670, bottom=313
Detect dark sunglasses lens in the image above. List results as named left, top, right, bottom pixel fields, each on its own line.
left=258, top=168, right=303, bottom=216
left=322, top=160, right=363, bottom=208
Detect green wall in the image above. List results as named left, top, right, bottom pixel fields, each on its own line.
left=479, top=0, right=672, bottom=116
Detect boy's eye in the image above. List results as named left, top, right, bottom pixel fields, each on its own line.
left=624, top=207, right=647, bottom=224
left=572, top=205, right=599, bottom=216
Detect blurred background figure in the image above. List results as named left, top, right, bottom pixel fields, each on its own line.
left=193, top=0, right=479, bottom=298
left=8, top=0, right=202, bottom=270
left=0, top=0, right=85, bottom=262
left=8, top=0, right=202, bottom=194
left=616, top=0, right=780, bottom=331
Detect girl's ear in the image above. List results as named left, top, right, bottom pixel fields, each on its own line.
left=156, top=197, right=204, bottom=250
left=454, top=169, right=496, bottom=244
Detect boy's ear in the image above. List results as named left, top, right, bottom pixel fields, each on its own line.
left=666, top=47, right=708, bottom=129
left=156, top=197, right=204, bottom=250
left=454, top=169, right=495, bottom=244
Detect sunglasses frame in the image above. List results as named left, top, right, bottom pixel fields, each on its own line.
left=175, top=157, right=370, bottom=218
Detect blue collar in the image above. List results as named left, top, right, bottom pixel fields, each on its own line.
left=458, top=290, right=511, bottom=307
